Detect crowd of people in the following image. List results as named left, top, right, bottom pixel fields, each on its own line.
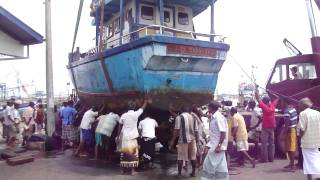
left=1, top=91, right=319, bottom=180
left=0, top=99, right=46, bottom=148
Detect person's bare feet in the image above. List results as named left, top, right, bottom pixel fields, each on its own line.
left=190, top=172, right=196, bottom=177
left=283, top=164, right=291, bottom=169
left=251, top=159, right=256, bottom=168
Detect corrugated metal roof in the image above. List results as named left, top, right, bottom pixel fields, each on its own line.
left=0, top=5, right=43, bottom=45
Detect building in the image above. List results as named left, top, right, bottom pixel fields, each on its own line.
left=0, top=5, right=43, bottom=60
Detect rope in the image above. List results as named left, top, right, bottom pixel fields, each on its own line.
left=228, top=54, right=256, bottom=84
left=71, top=0, right=85, bottom=53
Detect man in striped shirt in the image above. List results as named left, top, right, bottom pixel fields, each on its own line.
left=281, top=98, right=298, bottom=172
left=169, top=106, right=199, bottom=178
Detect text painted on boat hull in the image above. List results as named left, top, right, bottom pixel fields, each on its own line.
left=167, top=44, right=217, bottom=57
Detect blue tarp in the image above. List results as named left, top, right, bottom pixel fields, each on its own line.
left=0, top=5, right=43, bottom=45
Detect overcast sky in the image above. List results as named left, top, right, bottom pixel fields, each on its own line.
left=0, top=0, right=317, bottom=96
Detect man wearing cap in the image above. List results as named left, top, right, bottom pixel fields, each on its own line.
left=255, top=87, right=279, bottom=163
left=297, top=98, right=320, bottom=180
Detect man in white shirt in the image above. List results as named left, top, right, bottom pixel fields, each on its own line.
left=94, top=111, right=120, bottom=160
left=201, top=101, right=229, bottom=180
left=138, top=114, right=158, bottom=169
left=22, top=102, right=36, bottom=145
left=75, top=106, right=99, bottom=157
left=3, top=101, right=16, bottom=147
left=248, top=100, right=262, bottom=159
left=117, top=99, right=150, bottom=175
left=297, top=98, right=320, bottom=180
left=13, top=103, right=24, bottom=143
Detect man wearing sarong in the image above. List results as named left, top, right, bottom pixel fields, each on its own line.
left=169, top=106, right=199, bottom=178
left=201, top=101, right=229, bottom=180
left=22, top=102, right=36, bottom=146
left=297, top=98, right=320, bottom=180
left=191, top=106, right=207, bottom=168
left=281, top=98, right=298, bottom=172
left=117, top=99, right=150, bottom=175
left=35, top=104, right=45, bottom=134
left=13, top=103, right=24, bottom=143
left=94, top=111, right=120, bottom=160
left=138, top=114, right=158, bottom=169
left=61, top=101, right=77, bottom=151
left=4, top=101, right=17, bottom=147
left=248, top=100, right=262, bottom=159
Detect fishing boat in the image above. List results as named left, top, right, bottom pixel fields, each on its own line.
left=68, top=0, right=230, bottom=110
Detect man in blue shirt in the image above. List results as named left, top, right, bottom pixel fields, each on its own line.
left=61, top=101, right=77, bottom=151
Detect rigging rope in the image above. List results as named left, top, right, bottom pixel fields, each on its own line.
left=71, top=0, right=85, bottom=53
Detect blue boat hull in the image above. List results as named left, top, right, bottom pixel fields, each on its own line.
left=68, top=35, right=229, bottom=110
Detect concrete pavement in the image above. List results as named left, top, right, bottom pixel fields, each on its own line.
left=0, top=148, right=306, bottom=180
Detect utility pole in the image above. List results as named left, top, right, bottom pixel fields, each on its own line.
left=45, top=0, right=55, bottom=137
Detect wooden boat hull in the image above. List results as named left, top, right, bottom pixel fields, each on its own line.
left=68, top=35, right=229, bottom=110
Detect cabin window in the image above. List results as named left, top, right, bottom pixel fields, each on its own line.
left=108, top=23, right=114, bottom=38
left=114, top=18, right=120, bottom=34
left=102, top=26, right=108, bottom=43
left=271, top=64, right=287, bottom=84
left=178, top=12, right=189, bottom=25
left=126, top=8, right=133, bottom=21
left=164, top=11, right=170, bottom=23
left=141, top=6, right=154, bottom=20
left=289, top=63, right=317, bottom=79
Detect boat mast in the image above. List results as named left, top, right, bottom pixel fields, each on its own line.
left=158, top=0, right=164, bottom=34
left=305, top=0, right=320, bottom=53
left=210, top=0, right=217, bottom=41
left=305, top=0, right=318, bottom=37
left=119, top=0, right=124, bottom=45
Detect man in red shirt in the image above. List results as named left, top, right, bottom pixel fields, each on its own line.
left=255, top=87, right=279, bottom=163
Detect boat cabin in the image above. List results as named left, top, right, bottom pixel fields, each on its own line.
left=90, top=0, right=220, bottom=51
left=266, top=53, right=320, bottom=109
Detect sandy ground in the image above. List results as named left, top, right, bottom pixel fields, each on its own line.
left=0, top=146, right=307, bottom=180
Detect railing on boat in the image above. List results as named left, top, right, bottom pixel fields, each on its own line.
left=83, top=25, right=227, bottom=58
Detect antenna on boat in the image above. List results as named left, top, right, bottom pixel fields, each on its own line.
left=283, top=38, right=302, bottom=56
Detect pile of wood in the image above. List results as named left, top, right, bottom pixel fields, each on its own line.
left=0, top=148, right=35, bottom=166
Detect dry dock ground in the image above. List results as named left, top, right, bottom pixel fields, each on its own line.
left=0, top=148, right=306, bottom=180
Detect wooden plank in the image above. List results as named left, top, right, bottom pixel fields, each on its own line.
left=1, top=150, right=17, bottom=159
left=14, top=147, right=27, bottom=154
left=7, top=155, right=34, bottom=166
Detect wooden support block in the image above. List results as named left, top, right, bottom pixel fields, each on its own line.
left=1, top=150, right=17, bottom=159
left=7, top=155, right=34, bottom=166
left=14, top=147, right=27, bottom=154
left=27, top=141, right=45, bottom=151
